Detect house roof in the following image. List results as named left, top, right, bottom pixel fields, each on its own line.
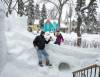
left=44, top=19, right=58, bottom=23
left=60, top=23, right=68, bottom=28
left=44, top=19, right=67, bottom=28
left=34, top=19, right=39, bottom=24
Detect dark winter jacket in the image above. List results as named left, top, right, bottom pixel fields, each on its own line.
left=54, top=34, right=64, bottom=45
left=33, top=35, right=50, bottom=49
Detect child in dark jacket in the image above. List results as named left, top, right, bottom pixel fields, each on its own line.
left=33, top=31, right=52, bottom=67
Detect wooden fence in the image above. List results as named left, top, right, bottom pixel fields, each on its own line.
left=73, top=64, right=100, bottom=77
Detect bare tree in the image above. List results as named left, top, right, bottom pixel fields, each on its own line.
left=2, top=0, right=35, bottom=25
left=48, top=6, right=58, bottom=19
left=42, top=0, right=69, bottom=28
left=2, top=0, right=30, bottom=16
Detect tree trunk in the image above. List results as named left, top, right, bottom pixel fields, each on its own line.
left=58, top=14, right=61, bottom=29
left=69, top=16, right=72, bottom=33
left=77, top=16, right=82, bottom=46
left=58, top=7, right=62, bottom=30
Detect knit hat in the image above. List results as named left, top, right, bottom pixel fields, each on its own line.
left=40, top=31, right=45, bottom=35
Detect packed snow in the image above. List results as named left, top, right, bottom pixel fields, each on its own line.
left=0, top=13, right=100, bottom=77
left=61, top=32, right=100, bottom=48
left=0, top=0, right=7, bottom=73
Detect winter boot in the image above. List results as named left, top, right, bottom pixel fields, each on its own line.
left=39, top=61, right=43, bottom=67
left=46, top=59, right=52, bottom=66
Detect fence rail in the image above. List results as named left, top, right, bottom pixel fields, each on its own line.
left=73, top=64, right=100, bottom=77
left=64, top=39, right=100, bottom=48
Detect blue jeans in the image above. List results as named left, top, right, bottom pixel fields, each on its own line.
left=37, top=49, right=49, bottom=62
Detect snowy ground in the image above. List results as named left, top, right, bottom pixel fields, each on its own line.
left=0, top=15, right=100, bottom=77
left=60, top=32, right=100, bottom=48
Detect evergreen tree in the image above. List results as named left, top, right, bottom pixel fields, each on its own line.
left=28, top=0, right=34, bottom=19
left=27, top=0, right=35, bottom=25
left=40, top=4, right=47, bottom=28
left=34, top=4, right=40, bottom=19
left=41, top=4, right=47, bottom=19
left=18, top=0, right=24, bottom=16
left=86, top=0, right=97, bottom=33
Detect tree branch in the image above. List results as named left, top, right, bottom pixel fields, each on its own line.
left=8, top=0, right=12, bottom=12
left=58, top=0, right=61, bottom=5
left=43, top=0, right=60, bottom=13
left=24, top=0, right=29, bottom=4
left=12, top=0, right=18, bottom=9
left=62, top=0, right=68, bottom=5
left=2, top=0, right=9, bottom=6
left=81, top=0, right=95, bottom=11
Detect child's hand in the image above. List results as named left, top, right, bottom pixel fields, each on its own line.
left=50, top=36, right=52, bottom=39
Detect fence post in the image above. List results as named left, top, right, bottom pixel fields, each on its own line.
left=83, top=70, right=86, bottom=77
left=94, top=66, right=96, bottom=77
left=99, top=67, right=100, bottom=77
left=73, top=73, right=75, bottom=77
left=90, top=68, right=92, bottom=77
left=73, top=65, right=100, bottom=77
left=81, top=71, right=82, bottom=77
left=79, top=71, right=81, bottom=77
left=87, top=69, right=88, bottom=77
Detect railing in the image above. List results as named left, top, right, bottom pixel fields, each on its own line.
left=73, top=64, right=100, bottom=77
left=64, top=39, right=100, bottom=48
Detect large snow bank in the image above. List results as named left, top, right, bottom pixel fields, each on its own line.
left=2, top=25, right=100, bottom=77
left=1, top=13, right=100, bottom=77
left=0, top=1, right=7, bottom=73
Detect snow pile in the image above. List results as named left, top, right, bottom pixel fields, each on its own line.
left=0, top=0, right=7, bottom=73
left=1, top=24, right=99, bottom=77
left=0, top=14, right=100, bottom=77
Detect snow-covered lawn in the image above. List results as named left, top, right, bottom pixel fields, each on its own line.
left=61, top=32, right=100, bottom=48
left=0, top=15, right=100, bottom=77
left=0, top=25, right=99, bottom=77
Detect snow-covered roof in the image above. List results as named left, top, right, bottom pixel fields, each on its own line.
left=44, top=19, right=58, bottom=23
left=60, top=23, right=68, bottom=28
left=34, top=19, right=39, bottom=24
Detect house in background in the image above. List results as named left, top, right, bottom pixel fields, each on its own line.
left=43, top=19, right=70, bottom=32
left=32, top=19, right=40, bottom=31
left=27, top=19, right=40, bottom=32
left=43, top=19, right=59, bottom=32
left=27, top=19, right=77, bottom=33
left=60, top=23, right=68, bottom=32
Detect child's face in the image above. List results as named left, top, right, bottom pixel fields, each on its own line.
left=57, top=32, right=60, bottom=35
left=42, top=33, right=45, bottom=36
left=54, top=32, right=57, bottom=36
